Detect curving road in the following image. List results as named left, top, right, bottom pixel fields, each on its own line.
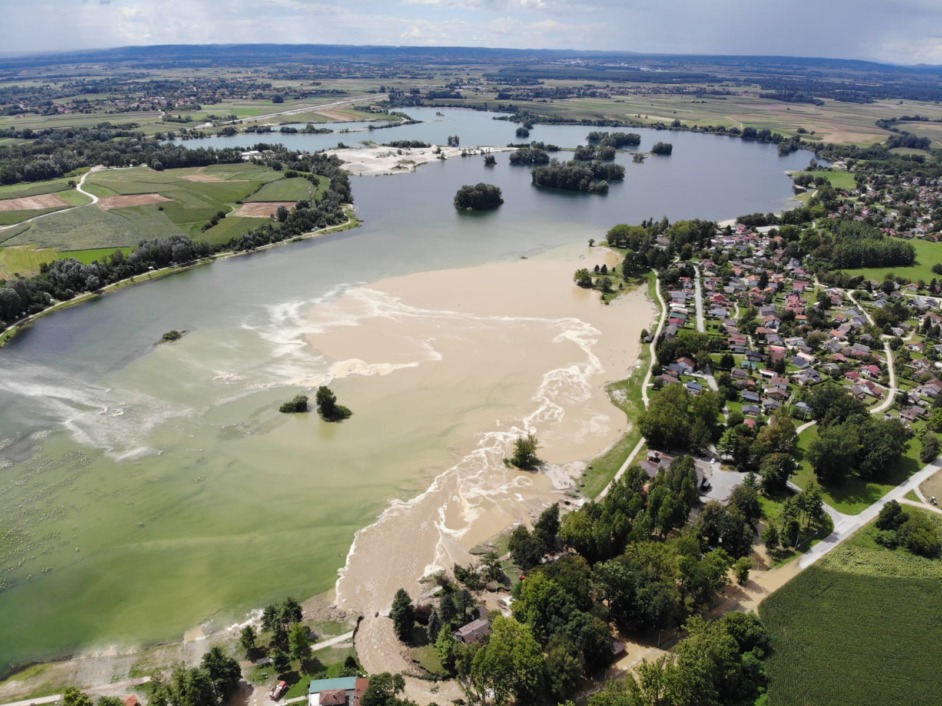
left=0, top=167, right=101, bottom=233
left=598, top=275, right=666, bottom=499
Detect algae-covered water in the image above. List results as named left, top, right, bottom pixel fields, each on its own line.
left=0, top=109, right=812, bottom=670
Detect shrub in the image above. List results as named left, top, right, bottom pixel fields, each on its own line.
left=279, top=394, right=309, bottom=413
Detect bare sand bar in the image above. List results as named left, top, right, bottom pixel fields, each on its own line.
left=325, top=145, right=505, bottom=176
left=308, top=245, right=655, bottom=695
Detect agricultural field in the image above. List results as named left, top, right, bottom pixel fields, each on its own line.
left=898, top=120, right=942, bottom=148
left=0, top=245, right=58, bottom=280
left=59, top=246, right=133, bottom=264
left=760, top=510, right=942, bottom=706
left=850, top=237, right=942, bottom=283
left=245, top=177, right=316, bottom=203
left=439, top=90, right=942, bottom=146
left=0, top=177, right=93, bottom=226
left=200, top=216, right=266, bottom=246
left=0, top=164, right=298, bottom=272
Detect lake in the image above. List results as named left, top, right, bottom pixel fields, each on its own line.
left=0, top=108, right=812, bottom=671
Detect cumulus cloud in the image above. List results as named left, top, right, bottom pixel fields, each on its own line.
left=0, top=0, right=940, bottom=63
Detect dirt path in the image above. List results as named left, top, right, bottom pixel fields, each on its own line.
left=0, top=167, right=101, bottom=233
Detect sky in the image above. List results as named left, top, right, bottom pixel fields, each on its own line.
left=1, top=0, right=942, bottom=65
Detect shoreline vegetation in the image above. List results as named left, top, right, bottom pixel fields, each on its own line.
left=6, top=45, right=942, bottom=705
left=0, top=207, right=359, bottom=348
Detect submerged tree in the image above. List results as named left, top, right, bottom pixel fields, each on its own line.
left=316, top=386, right=352, bottom=421
left=509, top=433, right=541, bottom=470
left=279, top=394, right=308, bottom=413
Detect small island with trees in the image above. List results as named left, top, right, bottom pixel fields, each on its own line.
left=279, top=394, right=309, bottom=413
left=531, top=159, right=625, bottom=194
left=507, top=432, right=541, bottom=470
left=454, top=182, right=504, bottom=211
left=316, top=385, right=352, bottom=421
left=652, top=141, right=674, bottom=155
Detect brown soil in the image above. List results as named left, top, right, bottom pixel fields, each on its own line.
left=234, top=202, right=295, bottom=218
left=0, top=193, right=69, bottom=211
left=919, top=467, right=942, bottom=503
left=97, top=194, right=171, bottom=210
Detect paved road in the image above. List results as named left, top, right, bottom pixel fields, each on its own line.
left=598, top=276, right=665, bottom=499
left=641, top=275, right=667, bottom=409
left=846, top=289, right=897, bottom=414
left=311, top=630, right=354, bottom=652
left=692, top=263, right=705, bottom=333
left=799, top=460, right=942, bottom=568
left=795, top=288, right=897, bottom=436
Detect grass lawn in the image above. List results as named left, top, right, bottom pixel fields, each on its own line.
left=579, top=274, right=657, bottom=499
left=760, top=510, right=942, bottom=706
left=279, top=645, right=359, bottom=699
left=0, top=177, right=77, bottom=200
left=60, top=247, right=133, bottom=264
left=201, top=216, right=269, bottom=246
left=3, top=205, right=144, bottom=250
left=795, top=169, right=856, bottom=190
left=0, top=245, right=58, bottom=279
left=410, top=645, right=448, bottom=677
left=791, top=424, right=925, bottom=514
left=245, top=177, right=316, bottom=203
left=850, top=238, right=942, bottom=284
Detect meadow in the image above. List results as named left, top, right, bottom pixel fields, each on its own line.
left=760, top=510, right=942, bottom=706
left=849, top=237, right=942, bottom=284
left=436, top=89, right=942, bottom=145
left=0, top=164, right=299, bottom=270
left=791, top=424, right=925, bottom=514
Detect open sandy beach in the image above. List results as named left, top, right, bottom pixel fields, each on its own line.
left=300, top=245, right=655, bottom=697
left=325, top=145, right=504, bottom=176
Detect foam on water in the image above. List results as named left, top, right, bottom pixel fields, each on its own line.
left=0, top=363, right=194, bottom=459
left=333, top=293, right=613, bottom=603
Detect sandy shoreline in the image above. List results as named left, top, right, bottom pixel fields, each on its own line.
left=0, top=246, right=654, bottom=703
left=304, top=245, right=654, bottom=699
left=325, top=145, right=508, bottom=176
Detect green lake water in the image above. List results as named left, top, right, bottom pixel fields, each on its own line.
left=0, top=109, right=812, bottom=671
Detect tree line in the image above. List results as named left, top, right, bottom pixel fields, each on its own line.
left=0, top=153, right=351, bottom=330
left=531, top=159, right=625, bottom=194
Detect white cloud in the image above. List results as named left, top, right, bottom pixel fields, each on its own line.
left=0, top=0, right=940, bottom=63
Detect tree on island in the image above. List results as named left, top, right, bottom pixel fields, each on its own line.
left=454, top=183, right=504, bottom=211
left=316, top=385, right=352, bottom=421
left=483, top=153, right=497, bottom=167
left=652, top=141, right=674, bottom=155
left=279, top=394, right=309, bottom=413
left=573, top=268, right=594, bottom=288
left=509, top=432, right=541, bottom=470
